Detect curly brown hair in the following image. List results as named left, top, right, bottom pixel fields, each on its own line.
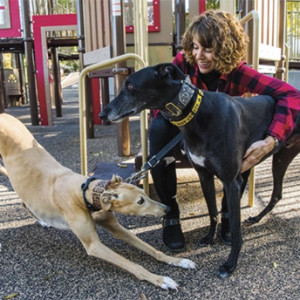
left=181, top=10, right=249, bottom=74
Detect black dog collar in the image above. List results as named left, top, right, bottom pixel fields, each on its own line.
left=161, top=76, right=203, bottom=127
left=170, top=91, right=203, bottom=127
left=81, top=177, right=110, bottom=211
left=164, top=76, right=197, bottom=117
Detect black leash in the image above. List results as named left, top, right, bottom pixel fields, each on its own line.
left=126, top=132, right=183, bottom=183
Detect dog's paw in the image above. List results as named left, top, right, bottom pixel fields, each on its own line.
left=217, top=264, right=234, bottom=279
left=161, top=276, right=178, bottom=290
left=199, top=234, right=215, bottom=246
left=245, top=216, right=259, bottom=225
left=177, top=258, right=196, bottom=269
left=168, top=258, right=196, bottom=269
left=217, top=268, right=229, bottom=279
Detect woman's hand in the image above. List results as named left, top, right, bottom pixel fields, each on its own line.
left=241, top=136, right=276, bottom=173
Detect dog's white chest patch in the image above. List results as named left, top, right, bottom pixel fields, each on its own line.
left=188, top=151, right=206, bottom=167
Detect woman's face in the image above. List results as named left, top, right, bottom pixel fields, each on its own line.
left=192, top=37, right=216, bottom=74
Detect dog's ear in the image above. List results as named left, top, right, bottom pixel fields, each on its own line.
left=110, top=174, right=123, bottom=184
left=156, top=64, right=184, bottom=84
left=100, top=192, right=113, bottom=211
left=157, top=64, right=176, bottom=79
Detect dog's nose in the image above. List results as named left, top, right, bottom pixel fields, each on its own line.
left=99, top=110, right=107, bottom=121
left=164, top=205, right=170, bottom=213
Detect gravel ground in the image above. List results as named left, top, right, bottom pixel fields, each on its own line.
left=0, top=87, right=299, bottom=300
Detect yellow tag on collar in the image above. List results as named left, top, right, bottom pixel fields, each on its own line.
left=170, top=91, right=203, bottom=127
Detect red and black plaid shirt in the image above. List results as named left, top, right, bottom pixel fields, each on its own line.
left=172, top=51, right=300, bottom=142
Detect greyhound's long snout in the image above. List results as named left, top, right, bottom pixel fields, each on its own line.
left=99, top=109, right=109, bottom=121
left=164, top=205, right=170, bottom=214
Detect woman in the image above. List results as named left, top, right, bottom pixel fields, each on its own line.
left=149, top=10, right=300, bottom=252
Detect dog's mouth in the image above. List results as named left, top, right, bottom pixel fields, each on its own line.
left=110, top=109, right=138, bottom=122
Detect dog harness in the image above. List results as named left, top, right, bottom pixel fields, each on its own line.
left=81, top=177, right=110, bottom=211
left=162, top=76, right=203, bottom=127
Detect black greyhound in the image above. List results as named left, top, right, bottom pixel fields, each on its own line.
left=100, top=63, right=300, bottom=278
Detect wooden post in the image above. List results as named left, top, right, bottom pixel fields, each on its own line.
left=276, top=0, right=287, bottom=81
left=76, top=0, right=85, bottom=70
left=174, top=0, right=185, bottom=51
left=18, top=53, right=26, bottom=104
left=110, top=0, right=130, bottom=156
left=0, top=54, right=5, bottom=113
left=51, top=47, right=63, bottom=117
left=86, top=77, right=95, bottom=138
left=21, top=0, right=39, bottom=125
left=100, top=77, right=110, bottom=125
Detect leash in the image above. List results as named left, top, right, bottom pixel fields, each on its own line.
left=126, top=132, right=184, bottom=184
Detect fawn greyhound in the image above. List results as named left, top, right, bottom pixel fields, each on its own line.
left=100, top=63, right=300, bottom=278
left=0, top=113, right=196, bottom=290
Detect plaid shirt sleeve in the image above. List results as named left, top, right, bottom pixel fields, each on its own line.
left=172, top=51, right=186, bottom=71
left=219, top=62, right=300, bottom=142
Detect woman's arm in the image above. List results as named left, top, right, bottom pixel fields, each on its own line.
left=231, top=63, right=300, bottom=142
left=230, top=63, right=300, bottom=171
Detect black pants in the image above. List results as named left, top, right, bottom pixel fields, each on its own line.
left=149, top=113, right=181, bottom=218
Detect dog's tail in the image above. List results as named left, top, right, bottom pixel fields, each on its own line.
left=0, top=164, right=9, bottom=177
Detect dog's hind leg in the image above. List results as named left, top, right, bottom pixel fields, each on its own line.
left=246, top=140, right=300, bottom=224
left=93, top=211, right=196, bottom=270
left=67, top=210, right=179, bottom=290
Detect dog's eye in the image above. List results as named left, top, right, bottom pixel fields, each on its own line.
left=113, top=194, right=118, bottom=198
left=127, top=83, right=135, bottom=90
left=137, top=197, right=145, bottom=205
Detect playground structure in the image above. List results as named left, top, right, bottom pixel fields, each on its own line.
left=0, top=0, right=297, bottom=199
left=0, top=0, right=291, bottom=135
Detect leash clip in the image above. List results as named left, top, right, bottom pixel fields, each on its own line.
left=126, top=167, right=148, bottom=184
left=126, top=155, right=161, bottom=184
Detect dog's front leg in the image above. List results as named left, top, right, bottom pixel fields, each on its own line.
left=197, top=169, right=218, bottom=245
left=218, top=177, right=243, bottom=278
left=66, top=210, right=179, bottom=290
left=93, top=211, right=196, bottom=270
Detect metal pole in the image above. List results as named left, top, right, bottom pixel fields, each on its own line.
left=21, top=0, right=39, bottom=125
left=79, top=53, right=145, bottom=176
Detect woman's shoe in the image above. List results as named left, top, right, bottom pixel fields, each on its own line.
left=162, top=217, right=185, bottom=252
